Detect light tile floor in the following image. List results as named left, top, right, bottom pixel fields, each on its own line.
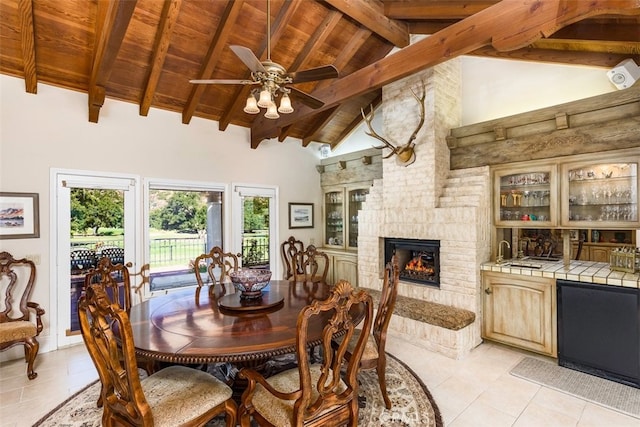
left=1, top=337, right=639, bottom=426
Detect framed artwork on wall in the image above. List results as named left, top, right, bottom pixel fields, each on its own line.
left=0, top=192, right=40, bottom=239
left=288, top=203, right=314, bottom=229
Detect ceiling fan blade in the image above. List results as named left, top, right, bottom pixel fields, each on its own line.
left=189, top=79, right=258, bottom=85
left=289, top=87, right=325, bottom=109
left=288, top=65, right=338, bottom=84
left=230, top=45, right=266, bottom=73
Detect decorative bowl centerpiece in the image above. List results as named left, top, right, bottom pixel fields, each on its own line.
left=229, top=269, right=272, bottom=299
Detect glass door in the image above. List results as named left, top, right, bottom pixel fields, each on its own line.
left=53, top=171, right=138, bottom=347
left=493, top=164, right=557, bottom=227
left=347, top=187, right=368, bottom=248
left=232, top=184, right=278, bottom=278
left=561, top=159, right=639, bottom=228
left=145, top=181, right=225, bottom=295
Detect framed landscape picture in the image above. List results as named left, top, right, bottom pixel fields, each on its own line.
left=0, top=192, right=40, bottom=239
left=289, top=203, right=314, bottom=229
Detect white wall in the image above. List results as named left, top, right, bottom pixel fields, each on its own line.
left=333, top=56, right=617, bottom=156
left=0, top=75, right=324, bottom=354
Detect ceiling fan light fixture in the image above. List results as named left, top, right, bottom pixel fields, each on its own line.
left=257, top=88, right=273, bottom=108
left=243, top=93, right=260, bottom=114
left=278, top=93, right=294, bottom=114
left=264, top=102, right=280, bottom=119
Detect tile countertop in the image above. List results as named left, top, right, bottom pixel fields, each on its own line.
left=481, top=260, right=640, bottom=288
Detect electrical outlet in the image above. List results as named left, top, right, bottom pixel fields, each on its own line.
left=25, top=254, right=41, bottom=265
left=309, top=238, right=315, bottom=245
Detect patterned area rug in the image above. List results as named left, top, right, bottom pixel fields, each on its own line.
left=511, top=357, right=640, bottom=418
left=33, top=353, right=442, bottom=427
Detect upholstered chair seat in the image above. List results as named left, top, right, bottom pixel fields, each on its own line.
left=140, top=365, right=234, bottom=427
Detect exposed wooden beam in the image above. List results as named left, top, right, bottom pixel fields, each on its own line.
left=276, top=10, right=342, bottom=142
left=251, top=0, right=640, bottom=147
left=316, top=26, right=372, bottom=91
left=217, top=0, right=299, bottom=131
left=89, top=0, right=137, bottom=123
left=551, top=17, right=640, bottom=41
left=468, top=44, right=637, bottom=68
left=301, top=106, right=340, bottom=146
left=140, top=0, right=182, bottom=117
left=181, top=0, right=244, bottom=124
left=290, top=26, right=374, bottom=145
left=18, top=0, right=37, bottom=94
left=532, top=39, right=640, bottom=55
left=384, top=1, right=497, bottom=19
left=324, top=0, right=410, bottom=47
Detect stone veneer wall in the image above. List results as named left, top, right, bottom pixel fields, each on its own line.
left=357, top=60, right=492, bottom=359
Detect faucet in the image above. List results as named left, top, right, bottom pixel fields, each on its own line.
left=519, top=238, right=532, bottom=259
left=497, top=240, right=511, bottom=264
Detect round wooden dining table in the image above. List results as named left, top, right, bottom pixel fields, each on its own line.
left=127, top=280, right=337, bottom=367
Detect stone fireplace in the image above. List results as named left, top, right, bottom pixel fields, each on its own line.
left=357, top=61, right=491, bottom=359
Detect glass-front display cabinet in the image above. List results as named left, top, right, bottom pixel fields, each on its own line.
left=493, top=163, right=558, bottom=227
left=347, top=188, right=369, bottom=248
left=323, top=186, right=369, bottom=250
left=324, top=188, right=344, bottom=249
left=560, top=156, right=639, bottom=228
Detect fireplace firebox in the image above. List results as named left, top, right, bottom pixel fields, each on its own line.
left=384, top=238, right=440, bottom=287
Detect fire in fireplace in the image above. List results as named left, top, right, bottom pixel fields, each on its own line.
left=384, top=238, right=440, bottom=287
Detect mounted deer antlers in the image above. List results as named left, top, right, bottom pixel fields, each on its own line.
left=361, top=83, right=426, bottom=166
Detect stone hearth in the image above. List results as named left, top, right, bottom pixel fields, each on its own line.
left=357, top=61, right=491, bottom=359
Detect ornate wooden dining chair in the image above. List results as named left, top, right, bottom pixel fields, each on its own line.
left=281, top=236, right=305, bottom=280
left=84, top=257, right=155, bottom=407
left=78, top=283, right=237, bottom=426
left=84, top=256, right=132, bottom=313
left=291, top=245, right=329, bottom=284
left=333, top=255, right=399, bottom=409
left=238, top=280, right=373, bottom=427
left=0, top=251, right=45, bottom=380
left=193, top=247, right=241, bottom=301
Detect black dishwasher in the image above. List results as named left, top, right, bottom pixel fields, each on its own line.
left=557, top=279, right=640, bottom=389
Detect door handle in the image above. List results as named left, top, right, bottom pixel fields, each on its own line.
left=484, top=287, right=493, bottom=295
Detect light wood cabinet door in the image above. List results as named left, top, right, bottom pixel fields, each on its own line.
left=323, top=249, right=357, bottom=286
left=482, top=272, right=557, bottom=357
left=589, top=246, right=611, bottom=262
left=332, top=252, right=358, bottom=285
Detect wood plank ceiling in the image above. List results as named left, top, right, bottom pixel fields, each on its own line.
left=1, top=0, right=638, bottom=150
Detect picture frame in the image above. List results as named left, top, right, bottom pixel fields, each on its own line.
left=0, top=192, right=40, bottom=239
left=288, top=203, right=314, bottom=229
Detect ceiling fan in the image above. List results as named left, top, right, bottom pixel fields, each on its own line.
left=189, top=0, right=339, bottom=119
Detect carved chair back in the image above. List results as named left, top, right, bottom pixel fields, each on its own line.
left=83, top=256, right=132, bottom=313
left=0, top=251, right=45, bottom=379
left=78, top=284, right=154, bottom=425
left=292, top=245, right=329, bottom=284
left=281, top=236, right=305, bottom=280
left=331, top=254, right=399, bottom=410
left=193, top=247, right=241, bottom=299
left=239, top=280, right=373, bottom=426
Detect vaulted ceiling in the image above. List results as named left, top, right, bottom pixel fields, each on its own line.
left=1, top=0, right=638, bottom=150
